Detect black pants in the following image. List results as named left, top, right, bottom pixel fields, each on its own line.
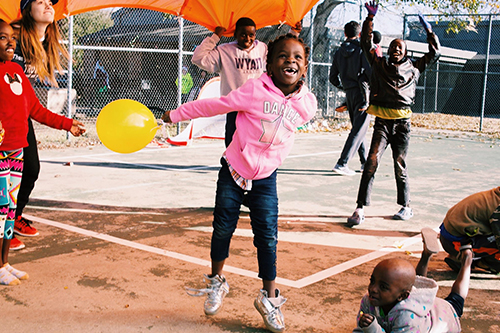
left=16, top=118, right=40, bottom=218
left=224, top=111, right=237, bottom=148
left=356, top=117, right=411, bottom=207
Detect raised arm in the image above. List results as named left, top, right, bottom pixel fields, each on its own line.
left=360, top=1, right=379, bottom=65
left=413, top=14, right=441, bottom=72
left=191, top=26, right=226, bottom=73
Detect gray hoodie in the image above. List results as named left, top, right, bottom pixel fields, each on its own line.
left=353, top=276, right=461, bottom=333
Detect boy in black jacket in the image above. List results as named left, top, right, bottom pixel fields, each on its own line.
left=347, top=1, right=440, bottom=227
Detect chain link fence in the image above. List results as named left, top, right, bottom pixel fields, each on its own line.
left=33, top=6, right=500, bottom=149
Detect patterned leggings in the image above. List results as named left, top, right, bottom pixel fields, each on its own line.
left=0, top=149, right=23, bottom=240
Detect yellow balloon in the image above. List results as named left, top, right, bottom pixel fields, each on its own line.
left=96, top=99, right=158, bottom=154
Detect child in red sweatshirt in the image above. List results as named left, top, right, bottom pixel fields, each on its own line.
left=0, top=19, right=85, bottom=285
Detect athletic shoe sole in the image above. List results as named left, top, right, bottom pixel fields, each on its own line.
left=14, top=229, right=39, bottom=237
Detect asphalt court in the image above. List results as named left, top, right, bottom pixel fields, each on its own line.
left=4, top=128, right=500, bottom=332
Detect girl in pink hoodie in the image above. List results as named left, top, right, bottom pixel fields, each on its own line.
left=163, top=33, right=317, bottom=333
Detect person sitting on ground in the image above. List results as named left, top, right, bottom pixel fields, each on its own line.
left=347, top=2, right=441, bottom=227
left=439, top=186, right=500, bottom=274
left=353, top=227, right=471, bottom=332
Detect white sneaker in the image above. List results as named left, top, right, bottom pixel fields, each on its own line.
left=393, top=207, right=413, bottom=220
left=332, top=164, right=356, bottom=176
left=185, top=274, right=229, bottom=316
left=254, top=289, right=286, bottom=333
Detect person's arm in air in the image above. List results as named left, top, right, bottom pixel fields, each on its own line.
left=191, top=26, right=226, bottom=73
left=413, top=14, right=441, bottom=72
left=360, top=1, right=379, bottom=66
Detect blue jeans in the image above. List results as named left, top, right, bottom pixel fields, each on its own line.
left=211, top=158, right=279, bottom=281
left=357, top=117, right=411, bottom=207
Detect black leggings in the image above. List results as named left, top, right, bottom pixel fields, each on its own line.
left=16, top=118, right=40, bottom=217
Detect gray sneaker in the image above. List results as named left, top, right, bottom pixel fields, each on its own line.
left=185, top=274, right=229, bottom=316
left=346, top=208, right=365, bottom=227
left=204, top=274, right=229, bottom=315
left=332, top=164, right=356, bottom=176
left=393, top=207, right=413, bottom=220
left=254, top=289, right=286, bottom=333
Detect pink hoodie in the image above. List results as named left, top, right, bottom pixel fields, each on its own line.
left=170, top=73, right=317, bottom=180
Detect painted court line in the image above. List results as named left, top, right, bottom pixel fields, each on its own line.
left=24, top=214, right=295, bottom=287
left=27, top=206, right=169, bottom=215
left=24, top=213, right=424, bottom=289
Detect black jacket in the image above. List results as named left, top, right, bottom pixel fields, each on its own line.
left=361, top=17, right=441, bottom=109
left=329, top=39, right=371, bottom=91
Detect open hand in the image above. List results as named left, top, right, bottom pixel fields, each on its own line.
left=365, top=1, right=378, bottom=17
left=70, top=119, right=86, bottom=137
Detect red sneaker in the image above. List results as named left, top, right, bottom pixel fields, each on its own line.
left=9, top=237, right=25, bottom=251
left=14, top=216, right=39, bottom=237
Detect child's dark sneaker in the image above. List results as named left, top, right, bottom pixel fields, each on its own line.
left=393, top=207, right=413, bottom=220
left=347, top=208, right=364, bottom=227
left=14, top=216, right=39, bottom=237
left=9, top=236, right=25, bottom=251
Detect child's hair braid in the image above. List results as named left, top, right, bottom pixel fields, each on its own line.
left=266, top=33, right=310, bottom=65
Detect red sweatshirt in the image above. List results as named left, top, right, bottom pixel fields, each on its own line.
left=0, top=61, right=73, bottom=151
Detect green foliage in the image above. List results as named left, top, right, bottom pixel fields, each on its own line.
left=72, top=11, right=114, bottom=39
left=390, top=0, right=499, bottom=32
left=390, top=0, right=499, bottom=15
left=58, top=11, right=114, bottom=70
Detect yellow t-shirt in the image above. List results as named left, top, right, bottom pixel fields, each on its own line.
left=367, top=105, right=412, bottom=120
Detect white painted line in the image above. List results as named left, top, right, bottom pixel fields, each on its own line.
left=22, top=214, right=436, bottom=289
left=38, top=143, right=225, bottom=161
left=186, top=226, right=414, bottom=251
left=27, top=206, right=169, bottom=215
left=286, top=150, right=341, bottom=159
left=23, top=214, right=296, bottom=286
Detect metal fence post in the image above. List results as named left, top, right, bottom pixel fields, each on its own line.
left=177, top=16, right=184, bottom=134
left=402, top=15, right=407, bottom=40
left=480, top=14, right=492, bottom=131
left=434, top=61, right=439, bottom=112
left=66, top=16, right=74, bottom=141
left=308, top=7, right=315, bottom=91
left=422, top=70, right=427, bottom=113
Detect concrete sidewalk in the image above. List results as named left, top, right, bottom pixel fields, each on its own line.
left=33, top=127, right=500, bottom=232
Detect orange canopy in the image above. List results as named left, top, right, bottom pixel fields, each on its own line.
left=0, top=0, right=319, bottom=35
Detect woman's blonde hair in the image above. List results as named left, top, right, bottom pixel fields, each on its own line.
left=20, top=2, right=68, bottom=87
